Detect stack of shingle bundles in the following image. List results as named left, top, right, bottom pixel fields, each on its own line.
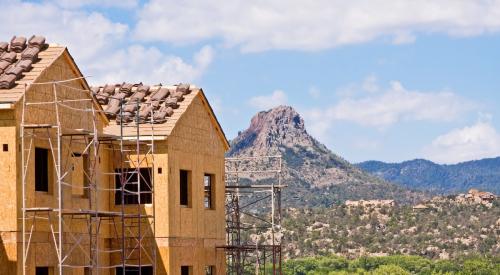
left=0, top=42, right=8, bottom=54
left=123, top=84, right=150, bottom=113
left=120, top=82, right=134, bottom=96
left=137, top=87, right=170, bottom=122
left=137, top=103, right=155, bottom=123
left=21, top=36, right=46, bottom=62
left=27, top=35, right=46, bottom=49
left=113, top=84, right=138, bottom=123
left=96, top=84, right=116, bottom=105
left=21, top=47, right=40, bottom=61
left=105, top=92, right=127, bottom=118
left=164, top=97, right=179, bottom=109
left=0, top=60, right=10, bottom=74
left=4, top=65, right=24, bottom=80
left=170, top=84, right=190, bottom=102
left=176, top=83, right=191, bottom=95
left=0, top=74, right=16, bottom=89
left=10, top=36, right=26, bottom=53
left=16, top=59, right=33, bottom=71
left=1, top=52, right=17, bottom=63
left=149, top=87, right=170, bottom=102
left=153, top=104, right=174, bottom=123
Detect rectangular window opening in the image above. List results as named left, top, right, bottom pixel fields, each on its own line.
left=115, top=167, right=153, bottom=205
left=205, top=265, right=215, bottom=275
left=204, top=174, right=215, bottom=209
left=35, top=267, right=49, bottom=275
left=115, top=265, right=153, bottom=275
left=180, top=170, right=191, bottom=207
left=35, top=147, right=49, bottom=192
left=2, top=144, right=8, bottom=152
left=181, top=266, right=192, bottom=275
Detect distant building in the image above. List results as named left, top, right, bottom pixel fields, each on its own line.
left=468, top=189, right=496, bottom=202
left=345, top=199, right=395, bottom=208
left=412, top=204, right=430, bottom=211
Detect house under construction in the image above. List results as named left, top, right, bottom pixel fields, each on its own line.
left=0, top=35, right=232, bottom=275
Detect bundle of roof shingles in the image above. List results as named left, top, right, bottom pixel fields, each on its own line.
left=92, top=83, right=192, bottom=124
left=0, top=35, right=46, bottom=89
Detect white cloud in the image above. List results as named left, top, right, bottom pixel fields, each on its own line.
left=88, top=45, right=214, bottom=84
left=336, top=75, right=380, bottom=97
left=323, top=80, right=470, bottom=128
left=0, top=1, right=128, bottom=62
left=0, top=1, right=213, bottom=85
left=422, top=120, right=500, bottom=164
left=134, top=0, right=500, bottom=52
left=304, top=78, right=473, bottom=141
left=52, top=0, right=139, bottom=9
left=249, top=90, right=288, bottom=110
left=392, top=31, right=417, bottom=45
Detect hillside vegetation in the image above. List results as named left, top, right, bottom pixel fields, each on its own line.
left=282, top=198, right=499, bottom=260
left=283, top=255, right=500, bottom=274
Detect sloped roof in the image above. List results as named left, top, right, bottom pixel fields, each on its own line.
left=0, top=36, right=66, bottom=102
left=0, top=35, right=228, bottom=148
left=93, top=83, right=229, bottom=148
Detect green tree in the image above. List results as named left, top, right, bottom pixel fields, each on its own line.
left=372, top=264, right=409, bottom=275
left=460, top=259, right=497, bottom=275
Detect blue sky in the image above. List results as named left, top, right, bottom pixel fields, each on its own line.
left=3, top=0, right=500, bottom=164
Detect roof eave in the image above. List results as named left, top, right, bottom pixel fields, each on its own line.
left=61, top=48, right=110, bottom=124
left=196, top=88, right=230, bottom=151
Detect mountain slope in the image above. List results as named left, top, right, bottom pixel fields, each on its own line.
left=357, top=158, right=500, bottom=194
left=228, top=106, right=426, bottom=207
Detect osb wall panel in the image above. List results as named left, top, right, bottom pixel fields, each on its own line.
left=166, top=94, right=225, bottom=240
left=17, top=236, right=112, bottom=275
left=14, top=52, right=111, bottom=229
left=165, top=246, right=225, bottom=275
left=0, top=110, right=17, bottom=231
left=3, top=51, right=113, bottom=274
left=161, top=94, right=226, bottom=274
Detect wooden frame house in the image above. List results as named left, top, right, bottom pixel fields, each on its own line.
left=0, top=36, right=228, bottom=275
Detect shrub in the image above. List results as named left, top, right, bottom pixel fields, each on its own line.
left=372, top=264, right=410, bottom=275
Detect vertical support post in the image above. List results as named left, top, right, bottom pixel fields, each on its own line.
left=52, top=82, right=63, bottom=275
left=120, top=98, right=126, bottom=275
left=136, top=100, right=142, bottom=275
left=90, top=95, right=100, bottom=275
left=271, top=158, right=276, bottom=275
left=21, top=84, right=27, bottom=275
left=150, top=101, right=157, bottom=275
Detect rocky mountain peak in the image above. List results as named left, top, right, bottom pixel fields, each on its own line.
left=228, top=105, right=316, bottom=156
left=227, top=105, right=427, bottom=206
left=248, top=105, right=305, bottom=133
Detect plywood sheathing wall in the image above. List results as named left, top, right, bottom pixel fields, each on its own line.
left=0, top=109, right=18, bottom=274
left=0, top=42, right=228, bottom=273
left=11, top=48, right=112, bottom=273
left=163, top=93, right=226, bottom=275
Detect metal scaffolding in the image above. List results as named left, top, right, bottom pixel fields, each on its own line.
left=20, top=79, right=157, bottom=275
left=221, top=156, right=285, bottom=275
